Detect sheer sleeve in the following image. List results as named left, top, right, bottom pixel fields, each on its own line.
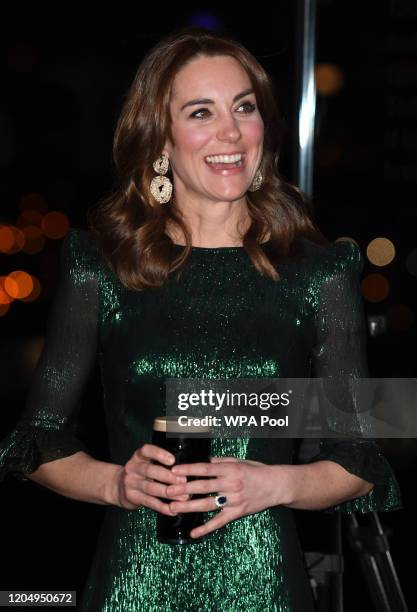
left=0, top=228, right=99, bottom=483
left=308, top=240, right=403, bottom=514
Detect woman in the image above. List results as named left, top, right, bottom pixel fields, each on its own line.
left=0, top=26, right=402, bottom=611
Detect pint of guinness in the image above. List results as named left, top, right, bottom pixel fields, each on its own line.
left=152, top=416, right=212, bottom=544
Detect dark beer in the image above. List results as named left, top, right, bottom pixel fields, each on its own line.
left=152, top=416, right=212, bottom=544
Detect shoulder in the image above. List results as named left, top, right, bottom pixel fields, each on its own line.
left=60, top=228, right=102, bottom=279
left=297, top=236, right=364, bottom=277
left=62, top=227, right=99, bottom=256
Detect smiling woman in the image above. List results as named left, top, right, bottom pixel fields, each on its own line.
left=0, top=25, right=402, bottom=612
left=84, top=24, right=327, bottom=289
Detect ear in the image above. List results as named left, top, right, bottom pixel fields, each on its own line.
left=162, top=138, right=172, bottom=158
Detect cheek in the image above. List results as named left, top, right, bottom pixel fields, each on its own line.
left=245, top=120, right=264, bottom=146
left=171, top=124, right=211, bottom=155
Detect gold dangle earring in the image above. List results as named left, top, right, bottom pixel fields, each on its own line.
left=248, top=168, right=263, bottom=192
left=150, top=153, right=173, bottom=204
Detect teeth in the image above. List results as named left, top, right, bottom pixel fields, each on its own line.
left=205, top=153, right=243, bottom=164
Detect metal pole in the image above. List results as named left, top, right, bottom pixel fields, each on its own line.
left=294, top=0, right=317, bottom=197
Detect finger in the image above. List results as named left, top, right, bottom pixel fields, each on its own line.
left=169, top=495, right=216, bottom=513
left=136, top=443, right=175, bottom=466
left=189, top=511, right=231, bottom=539
left=140, top=479, right=191, bottom=501
left=171, top=462, right=221, bottom=477
left=209, top=456, right=240, bottom=463
left=127, top=490, right=177, bottom=516
left=137, top=463, right=187, bottom=485
left=166, top=477, right=227, bottom=497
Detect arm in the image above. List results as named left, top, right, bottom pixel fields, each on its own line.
left=27, top=451, right=123, bottom=505
left=27, top=451, right=122, bottom=505
left=301, top=240, right=402, bottom=513
left=269, top=460, right=373, bottom=511
left=0, top=229, right=120, bottom=505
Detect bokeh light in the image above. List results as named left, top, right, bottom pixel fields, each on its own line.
left=366, top=237, right=396, bottom=267
left=315, top=63, right=344, bottom=95
left=361, top=273, right=390, bottom=303
left=0, top=225, right=25, bottom=254
left=17, top=210, right=44, bottom=228
left=0, top=225, right=15, bottom=253
left=0, top=276, right=13, bottom=304
left=19, top=275, right=41, bottom=303
left=4, top=271, right=34, bottom=300
left=41, top=211, right=70, bottom=239
left=21, top=226, right=46, bottom=254
left=335, top=236, right=359, bottom=245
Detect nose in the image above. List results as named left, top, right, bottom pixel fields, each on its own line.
left=216, top=113, right=242, bottom=143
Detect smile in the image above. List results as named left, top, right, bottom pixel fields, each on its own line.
left=205, top=153, right=245, bottom=164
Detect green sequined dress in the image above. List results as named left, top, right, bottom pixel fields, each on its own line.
left=0, top=229, right=403, bottom=611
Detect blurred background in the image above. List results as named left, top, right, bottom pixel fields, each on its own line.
left=1, top=1, right=416, bottom=610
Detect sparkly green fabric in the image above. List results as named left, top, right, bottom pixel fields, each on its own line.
left=0, top=229, right=403, bottom=611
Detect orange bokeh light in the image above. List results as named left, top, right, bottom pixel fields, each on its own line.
left=21, top=225, right=46, bottom=254
left=361, top=273, right=390, bottom=303
left=17, top=210, right=44, bottom=228
left=0, top=276, right=14, bottom=304
left=41, top=212, right=70, bottom=239
left=0, top=225, right=15, bottom=253
left=4, top=271, right=34, bottom=299
left=20, top=275, right=41, bottom=302
left=366, top=237, right=396, bottom=267
left=0, top=226, right=25, bottom=254
left=315, top=63, right=344, bottom=95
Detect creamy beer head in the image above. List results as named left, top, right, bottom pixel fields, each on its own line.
left=153, top=416, right=212, bottom=435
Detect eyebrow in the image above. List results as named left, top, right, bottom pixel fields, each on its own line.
left=179, top=88, right=255, bottom=112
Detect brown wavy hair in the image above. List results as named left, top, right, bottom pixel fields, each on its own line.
left=87, top=25, right=327, bottom=290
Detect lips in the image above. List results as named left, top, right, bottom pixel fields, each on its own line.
left=204, top=159, right=245, bottom=171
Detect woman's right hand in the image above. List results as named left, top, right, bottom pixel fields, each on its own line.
left=112, top=443, right=190, bottom=514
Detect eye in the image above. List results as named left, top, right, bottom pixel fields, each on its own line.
left=190, top=108, right=211, bottom=120
left=237, top=101, right=257, bottom=113
left=189, top=101, right=257, bottom=120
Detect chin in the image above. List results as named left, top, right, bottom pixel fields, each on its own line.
left=209, top=184, right=249, bottom=200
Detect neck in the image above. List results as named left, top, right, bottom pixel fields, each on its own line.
left=165, top=197, right=251, bottom=248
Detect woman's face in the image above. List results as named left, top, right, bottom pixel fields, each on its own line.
left=163, top=55, right=264, bottom=205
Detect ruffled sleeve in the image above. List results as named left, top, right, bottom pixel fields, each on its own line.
left=0, top=228, right=99, bottom=483
left=308, top=240, right=403, bottom=514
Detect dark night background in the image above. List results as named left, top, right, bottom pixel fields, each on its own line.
left=1, top=2, right=416, bottom=610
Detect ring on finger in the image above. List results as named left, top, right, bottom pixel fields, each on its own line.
left=212, top=494, right=228, bottom=509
